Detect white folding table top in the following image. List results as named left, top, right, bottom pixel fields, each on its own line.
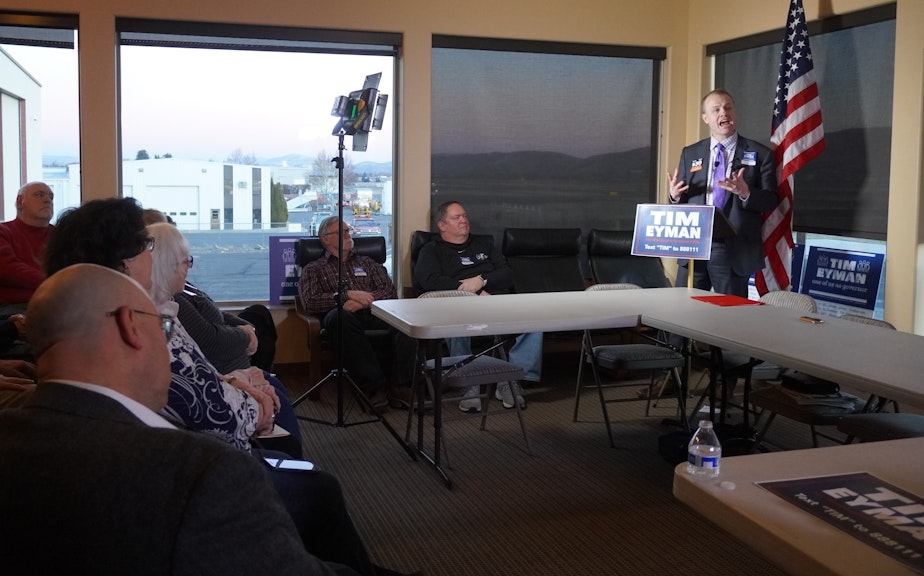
left=371, top=287, right=710, bottom=340
left=674, top=437, right=924, bottom=576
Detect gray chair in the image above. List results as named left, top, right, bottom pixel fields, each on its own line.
left=838, top=413, right=924, bottom=443
left=574, top=283, right=687, bottom=447
left=407, top=290, right=531, bottom=474
left=749, top=294, right=874, bottom=448
left=832, top=315, right=920, bottom=443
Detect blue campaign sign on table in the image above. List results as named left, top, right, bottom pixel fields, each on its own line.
left=631, top=204, right=715, bottom=261
left=269, top=235, right=304, bottom=304
left=800, top=246, right=884, bottom=313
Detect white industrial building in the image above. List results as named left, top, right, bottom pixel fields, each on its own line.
left=122, top=158, right=272, bottom=230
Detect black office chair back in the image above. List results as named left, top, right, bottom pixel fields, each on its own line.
left=296, top=236, right=387, bottom=268
left=502, top=228, right=585, bottom=293
left=409, top=230, right=439, bottom=292
left=587, top=229, right=670, bottom=288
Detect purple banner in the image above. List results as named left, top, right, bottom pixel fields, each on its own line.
left=269, top=235, right=303, bottom=304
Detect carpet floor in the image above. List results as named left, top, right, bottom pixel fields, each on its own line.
left=277, top=359, right=827, bottom=576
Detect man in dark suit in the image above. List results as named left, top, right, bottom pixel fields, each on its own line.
left=667, top=89, right=779, bottom=297
left=0, top=263, right=356, bottom=576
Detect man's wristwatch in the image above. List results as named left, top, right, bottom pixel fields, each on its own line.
left=479, top=275, right=487, bottom=288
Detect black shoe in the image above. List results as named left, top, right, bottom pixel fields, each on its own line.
left=360, top=388, right=389, bottom=414
left=387, top=386, right=413, bottom=409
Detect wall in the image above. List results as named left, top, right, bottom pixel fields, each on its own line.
left=2, top=0, right=921, bottom=362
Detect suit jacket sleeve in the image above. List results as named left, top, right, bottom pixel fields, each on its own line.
left=674, top=141, right=709, bottom=205
left=174, top=449, right=359, bottom=576
left=737, top=137, right=779, bottom=213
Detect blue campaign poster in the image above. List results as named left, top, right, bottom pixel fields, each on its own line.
left=631, top=204, right=715, bottom=261
left=800, top=246, right=884, bottom=315
left=790, top=244, right=806, bottom=293
left=269, top=235, right=304, bottom=304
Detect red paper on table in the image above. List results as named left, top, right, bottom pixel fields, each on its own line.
left=691, top=295, right=764, bottom=307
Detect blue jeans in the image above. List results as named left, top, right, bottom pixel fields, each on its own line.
left=447, top=332, right=543, bottom=382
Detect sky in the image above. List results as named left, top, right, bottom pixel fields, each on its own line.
left=3, top=41, right=394, bottom=164
left=3, top=43, right=79, bottom=158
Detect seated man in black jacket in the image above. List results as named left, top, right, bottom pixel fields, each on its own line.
left=413, top=200, right=541, bottom=412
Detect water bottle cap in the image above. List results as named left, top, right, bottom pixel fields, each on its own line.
left=699, top=420, right=713, bottom=429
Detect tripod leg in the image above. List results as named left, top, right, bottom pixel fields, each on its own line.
left=341, top=371, right=416, bottom=461
left=291, top=369, right=339, bottom=409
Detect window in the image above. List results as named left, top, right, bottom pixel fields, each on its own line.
left=431, top=36, right=664, bottom=267
left=712, top=5, right=893, bottom=316
left=712, top=5, right=895, bottom=240
left=0, top=13, right=80, bottom=222
left=117, top=19, right=399, bottom=301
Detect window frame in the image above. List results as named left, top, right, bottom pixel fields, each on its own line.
left=115, top=18, right=401, bottom=303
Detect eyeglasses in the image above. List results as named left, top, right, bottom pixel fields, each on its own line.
left=321, top=227, right=353, bottom=237
left=107, top=308, right=175, bottom=341
left=181, top=255, right=194, bottom=268
left=144, top=237, right=156, bottom=252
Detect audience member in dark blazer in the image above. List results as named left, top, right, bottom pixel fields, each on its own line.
left=667, top=89, right=779, bottom=297
left=0, top=264, right=356, bottom=576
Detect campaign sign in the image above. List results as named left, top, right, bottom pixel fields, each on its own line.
left=790, top=243, right=806, bottom=293
left=759, top=472, right=924, bottom=573
left=800, top=246, right=883, bottom=314
left=269, top=235, right=304, bottom=304
left=631, top=204, right=715, bottom=260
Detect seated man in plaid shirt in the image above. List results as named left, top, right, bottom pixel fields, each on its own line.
left=299, top=216, right=414, bottom=410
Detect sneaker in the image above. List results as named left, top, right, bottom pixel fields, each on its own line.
left=495, top=381, right=526, bottom=409
left=458, top=385, right=482, bottom=413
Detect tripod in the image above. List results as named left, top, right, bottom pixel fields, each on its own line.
left=291, top=132, right=414, bottom=460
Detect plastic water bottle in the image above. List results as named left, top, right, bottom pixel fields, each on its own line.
left=687, top=420, right=721, bottom=477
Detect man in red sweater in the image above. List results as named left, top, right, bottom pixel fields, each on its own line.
left=0, top=182, right=54, bottom=316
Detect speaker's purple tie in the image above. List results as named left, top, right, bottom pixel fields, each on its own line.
left=713, top=142, right=726, bottom=209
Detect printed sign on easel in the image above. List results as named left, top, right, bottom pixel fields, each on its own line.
left=631, top=204, right=732, bottom=260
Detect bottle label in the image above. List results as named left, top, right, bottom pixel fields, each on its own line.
left=688, top=453, right=720, bottom=469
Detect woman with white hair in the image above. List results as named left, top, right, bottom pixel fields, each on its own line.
left=146, top=223, right=302, bottom=456
left=146, top=223, right=286, bottom=449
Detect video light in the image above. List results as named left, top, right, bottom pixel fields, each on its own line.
left=331, top=72, right=388, bottom=152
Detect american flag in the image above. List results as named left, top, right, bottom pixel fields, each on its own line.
left=755, top=0, right=825, bottom=294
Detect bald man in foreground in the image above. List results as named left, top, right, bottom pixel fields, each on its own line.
left=0, top=264, right=357, bottom=576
